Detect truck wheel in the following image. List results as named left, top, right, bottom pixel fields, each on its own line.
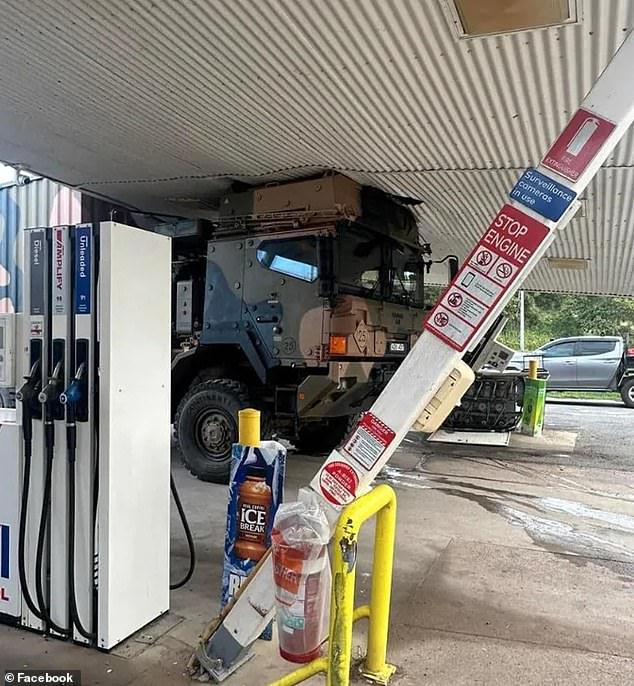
left=175, top=379, right=253, bottom=483
left=620, top=378, right=634, bottom=408
left=294, top=415, right=358, bottom=454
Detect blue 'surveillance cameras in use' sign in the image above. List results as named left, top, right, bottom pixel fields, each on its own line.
left=510, top=168, right=577, bottom=222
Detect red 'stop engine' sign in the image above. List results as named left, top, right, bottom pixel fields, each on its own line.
left=424, top=204, right=549, bottom=351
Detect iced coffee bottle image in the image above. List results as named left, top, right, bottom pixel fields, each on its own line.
left=234, top=467, right=272, bottom=561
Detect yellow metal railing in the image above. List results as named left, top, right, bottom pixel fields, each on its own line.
left=269, top=484, right=397, bottom=686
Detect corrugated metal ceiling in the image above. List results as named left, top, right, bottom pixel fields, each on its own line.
left=1, top=0, right=634, bottom=294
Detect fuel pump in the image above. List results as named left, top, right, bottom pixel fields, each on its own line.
left=48, top=224, right=73, bottom=636
left=67, top=223, right=95, bottom=644
left=13, top=221, right=172, bottom=650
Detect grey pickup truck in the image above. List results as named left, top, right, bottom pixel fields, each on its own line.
left=508, top=336, right=634, bottom=407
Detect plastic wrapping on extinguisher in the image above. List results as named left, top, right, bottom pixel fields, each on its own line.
left=221, top=440, right=286, bottom=641
left=271, top=488, right=331, bottom=663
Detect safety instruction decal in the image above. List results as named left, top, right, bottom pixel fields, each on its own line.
left=542, top=108, right=616, bottom=182
left=342, top=412, right=396, bottom=471
left=424, top=204, right=548, bottom=351
left=319, top=461, right=359, bottom=507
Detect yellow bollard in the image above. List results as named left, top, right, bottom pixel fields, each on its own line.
left=328, top=532, right=357, bottom=686
left=238, top=408, right=261, bottom=447
left=328, top=485, right=397, bottom=686
left=528, top=359, right=538, bottom=380
left=364, top=496, right=397, bottom=683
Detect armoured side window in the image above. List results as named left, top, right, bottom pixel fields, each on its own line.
left=256, top=237, right=319, bottom=282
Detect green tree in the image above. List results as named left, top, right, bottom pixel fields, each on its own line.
left=500, top=292, right=634, bottom=350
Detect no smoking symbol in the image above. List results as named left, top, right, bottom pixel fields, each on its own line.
left=496, top=262, right=512, bottom=279
left=434, top=312, right=449, bottom=328
left=476, top=250, right=493, bottom=266
left=447, top=292, right=463, bottom=308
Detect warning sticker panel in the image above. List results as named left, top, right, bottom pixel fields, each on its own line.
left=319, top=461, right=360, bottom=506
left=470, top=247, right=497, bottom=272
left=469, top=248, right=519, bottom=287
left=456, top=269, right=502, bottom=306
left=490, top=259, right=518, bottom=286
left=444, top=286, right=488, bottom=326
left=426, top=305, right=473, bottom=348
left=342, top=412, right=396, bottom=471
left=425, top=204, right=549, bottom=351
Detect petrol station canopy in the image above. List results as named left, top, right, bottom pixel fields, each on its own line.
left=1, top=0, right=634, bottom=295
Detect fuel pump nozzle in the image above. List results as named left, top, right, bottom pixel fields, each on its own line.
left=17, top=359, right=42, bottom=400
left=38, top=360, right=64, bottom=406
left=38, top=360, right=63, bottom=453
left=60, top=362, right=85, bottom=407
left=60, top=362, right=86, bottom=458
left=16, top=359, right=41, bottom=446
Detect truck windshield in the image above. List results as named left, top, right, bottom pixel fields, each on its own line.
left=337, top=225, right=424, bottom=306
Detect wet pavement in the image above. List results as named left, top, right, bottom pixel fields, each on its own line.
left=2, top=404, right=634, bottom=684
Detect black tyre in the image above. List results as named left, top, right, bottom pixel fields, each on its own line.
left=175, top=379, right=252, bottom=483
left=294, top=414, right=358, bottom=454
left=620, top=377, right=634, bottom=408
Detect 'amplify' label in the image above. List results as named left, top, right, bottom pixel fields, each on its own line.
left=52, top=227, right=68, bottom=315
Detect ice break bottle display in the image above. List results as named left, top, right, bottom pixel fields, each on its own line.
left=220, top=409, right=286, bottom=641
left=235, top=471, right=272, bottom=562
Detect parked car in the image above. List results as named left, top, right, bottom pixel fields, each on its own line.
left=508, top=336, right=634, bottom=407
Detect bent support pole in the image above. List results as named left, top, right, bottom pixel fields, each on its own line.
left=194, top=28, right=634, bottom=681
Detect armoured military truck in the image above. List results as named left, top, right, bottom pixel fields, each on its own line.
left=167, top=174, right=449, bottom=482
